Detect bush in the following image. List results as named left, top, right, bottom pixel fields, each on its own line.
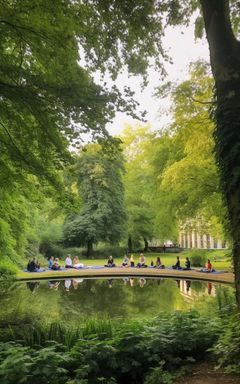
left=0, top=311, right=223, bottom=384
left=212, top=313, right=240, bottom=373
left=39, top=242, right=65, bottom=259
left=0, top=342, right=71, bottom=384
left=188, top=250, right=207, bottom=267
left=144, top=364, right=173, bottom=384
left=82, top=245, right=126, bottom=259
left=0, top=260, right=17, bottom=279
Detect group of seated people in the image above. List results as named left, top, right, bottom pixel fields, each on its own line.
left=105, top=254, right=165, bottom=268
left=171, top=257, right=213, bottom=272
left=48, top=255, right=85, bottom=270
left=27, top=253, right=214, bottom=273
left=27, top=257, right=41, bottom=272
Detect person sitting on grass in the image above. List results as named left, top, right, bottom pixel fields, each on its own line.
left=51, top=258, right=61, bottom=270
left=105, top=255, right=116, bottom=267
left=73, top=256, right=84, bottom=269
left=27, top=257, right=41, bottom=272
left=137, top=253, right=147, bottom=268
left=48, top=256, right=54, bottom=269
left=156, top=256, right=165, bottom=269
left=130, top=254, right=135, bottom=267
left=199, top=259, right=214, bottom=273
left=172, top=256, right=182, bottom=270
left=206, top=259, right=212, bottom=272
left=183, top=257, right=191, bottom=270
left=122, top=254, right=129, bottom=267
left=65, top=254, right=73, bottom=268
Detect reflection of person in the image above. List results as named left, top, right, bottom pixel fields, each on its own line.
left=207, top=282, right=213, bottom=294
left=122, top=255, right=129, bottom=267
left=73, top=278, right=84, bottom=289
left=105, top=256, right=116, bottom=267
left=48, top=281, right=60, bottom=290
left=65, top=280, right=72, bottom=291
left=172, top=256, right=182, bottom=270
left=130, top=254, right=135, bottom=267
left=108, top=279, right=113, bottom=288
left=26, top=282, right=39, bottom=293
left=65, top=255, right=73, bottom=268
left=123, top=277, right=129, bottom=285
left=130, top=278, right=134, bottom=287
left=139, top=278, right=146, bottom=288
left=186, top=280, right=191, bottom=292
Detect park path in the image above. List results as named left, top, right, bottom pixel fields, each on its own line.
left=19, top=267, right=234, bottom=284
left=175, top=363, right=240, bottom=384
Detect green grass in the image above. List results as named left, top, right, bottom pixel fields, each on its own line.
left=17, top=249, right=232, bottom=279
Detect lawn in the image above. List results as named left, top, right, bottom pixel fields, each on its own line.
left=18, top=249, right=231, bottom=280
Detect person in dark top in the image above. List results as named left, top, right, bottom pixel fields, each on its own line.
left=105, top=255, right=116, bottom=267
left=156, top=256, right=165, bottom=269
left=172, top=256, right=182, bottom=270
left=27, top=257, right=39, bottom=272
left=183, top=257, right=191, bottom=270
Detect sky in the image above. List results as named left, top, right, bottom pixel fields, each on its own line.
left=105, top=22, right=210, bottom=136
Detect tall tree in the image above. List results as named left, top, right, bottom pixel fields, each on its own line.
left=154, top=62, right=226, bottom=241
left=63, top=140, right=126, bottom=256
left=121, top=124, right=155, bottom=252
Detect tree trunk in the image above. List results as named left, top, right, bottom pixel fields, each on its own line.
left=143, top=237, right=148, bottom=252
left=200, top=0, right=240, bottom=306
left=87, top=239, right=93, bottom=258
left=128, top=236, right=133, bottom=253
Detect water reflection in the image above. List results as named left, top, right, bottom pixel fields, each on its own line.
left=0, top=277, right=232, bottom=325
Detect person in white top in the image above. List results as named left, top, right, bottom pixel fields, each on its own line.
left=65, top=255, right=73, bottom=268
left=73, top=256, right=84, bottom=269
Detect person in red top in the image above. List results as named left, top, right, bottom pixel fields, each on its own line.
left=205, top=259, right=212, bottom=272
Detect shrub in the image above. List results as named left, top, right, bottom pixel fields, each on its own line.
left=0, top=342, right=71, bottom=384
left=188, top=250, right=207, bottom=267
left=39, top=242, right=65, bottom=259
left=212, top=313, right=240, bottom=373
left=82, top=245, right=126, bottom=259
left=144, top=364, right=173, bottom=384
left=0, top=260, right=17, bottom=279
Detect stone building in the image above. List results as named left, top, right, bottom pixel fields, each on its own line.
left=179, top=230, right=227, bottom=249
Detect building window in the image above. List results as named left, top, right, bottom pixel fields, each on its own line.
left=222, top=240, right=226, bottom=248
left=185, top=234, right=188, bottom=248
left=213, top=239, right=218, bottom=249
left=200, top=235, right=204, bottom=249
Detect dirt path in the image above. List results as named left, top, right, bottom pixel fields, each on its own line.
left=175, top=363, right=240, bottom=384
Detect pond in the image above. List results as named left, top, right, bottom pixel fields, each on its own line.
left=0, top=277, right=234, bottom=326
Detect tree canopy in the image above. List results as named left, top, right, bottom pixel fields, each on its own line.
left=63, top=140, right=126, bottom=255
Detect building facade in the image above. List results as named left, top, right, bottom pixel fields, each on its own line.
left=179, top=230, right=227, bottom=249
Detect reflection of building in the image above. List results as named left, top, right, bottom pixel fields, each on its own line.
left=179, top=230, right=227, bottom=249
left=179, top=280, right=216, bottom=300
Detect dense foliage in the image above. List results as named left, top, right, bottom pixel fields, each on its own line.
left=63, top=140, right=126, bottom=255
left=0, top=311, right=223, bottom=384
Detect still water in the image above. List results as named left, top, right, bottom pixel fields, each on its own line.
left=0, top=278, right=234, bottom=325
